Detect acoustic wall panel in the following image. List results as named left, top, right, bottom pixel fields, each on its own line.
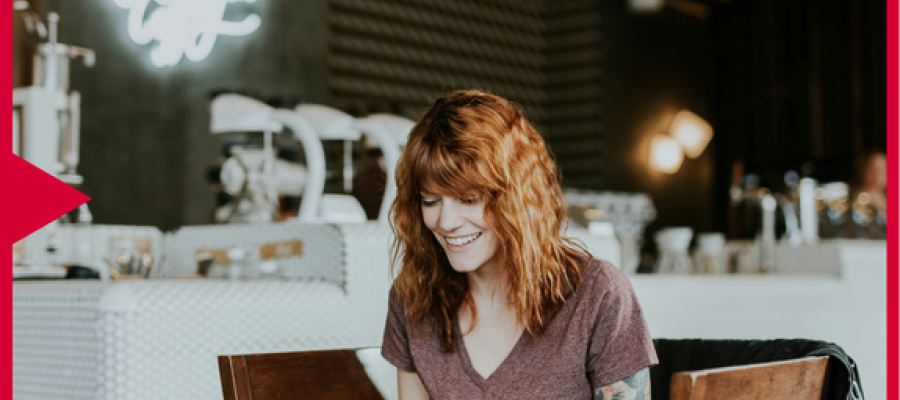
left=326, top=0, right=604, bottom=188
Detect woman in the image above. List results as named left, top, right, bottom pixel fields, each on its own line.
left=382, top=90, right=657, bottom=399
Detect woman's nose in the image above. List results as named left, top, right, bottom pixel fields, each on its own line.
left=437, top=199, right=464, bottom=232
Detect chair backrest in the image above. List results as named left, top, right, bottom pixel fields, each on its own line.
left=218, top=349, right=386, bottom=400
left=669, top=355, right=829, bottom=400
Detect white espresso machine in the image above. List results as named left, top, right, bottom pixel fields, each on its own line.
left=13, top=1, right=94, bottom=182
left=12, top=2, right=97, bottom=278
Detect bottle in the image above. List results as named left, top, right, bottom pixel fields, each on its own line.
left=227, top=247, right=246, bottom=280
left=72, top=204, right=95, bottom=269
left=798, top=178, right=819, bottom=245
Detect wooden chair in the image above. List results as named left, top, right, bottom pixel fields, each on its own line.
left=218, top=349, right=386, bottom=400
left=669, top=355, right=830, bottom=400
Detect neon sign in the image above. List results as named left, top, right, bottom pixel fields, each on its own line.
left=113, top=0, right=262, bottom=67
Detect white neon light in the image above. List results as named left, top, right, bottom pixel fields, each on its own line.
left=114, top=0, right=261, bottom=67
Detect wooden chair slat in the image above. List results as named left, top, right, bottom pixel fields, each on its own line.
left=218, top=356, right=237, bottom=400
left=670, top=355, right=829, bottom=400
left=217, top=349, right=386, bottom=400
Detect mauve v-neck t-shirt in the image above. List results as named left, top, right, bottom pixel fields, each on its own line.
left=381, top=256, right=658, bottom=399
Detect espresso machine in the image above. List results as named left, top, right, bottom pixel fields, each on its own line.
left=208, top=94, right=309, bottom=223
left=12, top=2, right=99, bottom=278
left=13, top=1, right=94, bottom=182
left=207, top=94, right=414, bottom=224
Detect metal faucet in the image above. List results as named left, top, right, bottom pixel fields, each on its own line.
left=773, top=194, right=802, bottom=247
left=733, top=182, right=807, bottom=272
left=759, top=194, right=803, bottom=272
left=760, top=195, right=777, bottom=272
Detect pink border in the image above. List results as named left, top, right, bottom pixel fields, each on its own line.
left=889, top=0, right=899, bottom=398
left=1, top=1, right=898, bottom=398
left=3, top=0, right=13, bottom=396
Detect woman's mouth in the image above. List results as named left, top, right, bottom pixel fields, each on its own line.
left=445, top=232, right=483, bottom=247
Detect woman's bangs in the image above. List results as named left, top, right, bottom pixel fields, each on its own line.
left=414, top=145, right=492, bottom=199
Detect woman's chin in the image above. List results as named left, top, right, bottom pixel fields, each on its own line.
left=447, top=256, right=495, bottom=274
left=449, top=263, right=478, bottom=273
left=447, top=259, right=485, bottom=274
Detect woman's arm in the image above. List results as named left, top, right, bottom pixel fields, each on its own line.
left=398, top=369, right=429, bottom=400
left=593, top=368, right=651, bottom=400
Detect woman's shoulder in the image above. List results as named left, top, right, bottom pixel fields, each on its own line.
left=577, top=254, right=634, bottom=295
left=387, top=282, right=407, bottom=312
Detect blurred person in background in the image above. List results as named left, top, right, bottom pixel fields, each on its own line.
left=352, top=137, right=388, bottom=220
left=854, top=149, right=887, bottom=215
left=382, top=90, right=657, bottom=400
left=844, top=149, right=888, bottom=239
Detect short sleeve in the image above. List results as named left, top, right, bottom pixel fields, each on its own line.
left=381, top=286, right=417, bottom=372
left=585, top=261, right=658, bottom=388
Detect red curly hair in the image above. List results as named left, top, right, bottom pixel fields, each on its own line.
left=390, top=90, right=587, bottom=352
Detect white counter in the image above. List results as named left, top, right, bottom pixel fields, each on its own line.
left=11, top=225, right=618, bottom=400
left=13, top=233, right=884, bottom=399
left=632, top=240, right=886, bottom=400
left=13, top=224, right=398, bottom=400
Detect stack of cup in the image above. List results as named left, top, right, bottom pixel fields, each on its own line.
left=654, top=227, right=694, bottom=274
left=694, top=233, right=726, bottom=274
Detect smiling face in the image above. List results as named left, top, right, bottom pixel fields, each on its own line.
left=420, top=192, right=499, bottom=274
left=390, top=90, right=581, bottom=354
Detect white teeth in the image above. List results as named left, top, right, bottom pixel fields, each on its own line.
left=446, top=233, right=481, bottom=246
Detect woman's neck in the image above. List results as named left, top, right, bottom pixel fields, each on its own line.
left=461, top=261, right=520, bottom=331
left=466, top=261, right=505, bottom=304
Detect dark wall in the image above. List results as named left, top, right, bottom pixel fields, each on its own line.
left=40, top=0, right=328, bottom=230
left=37, top=0, right=612, bottom=231
left=35, top=0, right=721, bottom=237
left=597, top=2, right=719, bottom=241
left=598, top=0, right=886, bottom=247
left=713, top=0, right=886, bottom=187
left=324, top=0, right=606, bottom=188
left=27, top=0, right=884, bottom=239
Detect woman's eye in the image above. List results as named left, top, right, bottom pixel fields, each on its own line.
left=459, top=197, right=479, bottom=205
left=422, top=199, right=438, bottom=207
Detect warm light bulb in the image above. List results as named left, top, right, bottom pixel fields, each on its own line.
left=670, top=110, right=713, bottom=158
left=650, top=134, right=684, bottom=174
left=628, top=0, right=665, bottom=12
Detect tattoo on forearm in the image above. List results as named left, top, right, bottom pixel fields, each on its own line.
left=623, top=368, right=650, bottom=393
left=595, top=388, right=627, bottom=400
left=593, top=368, right=651, bottom=400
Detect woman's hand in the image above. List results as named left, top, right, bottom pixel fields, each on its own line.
left=398, top=369, right=429, bottom=400
left=593, top=368, right=651, bottom=400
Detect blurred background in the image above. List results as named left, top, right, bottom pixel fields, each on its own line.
left=11, top=1, right=888, bottom=399
left=13, top=0, right=886, bottom=239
